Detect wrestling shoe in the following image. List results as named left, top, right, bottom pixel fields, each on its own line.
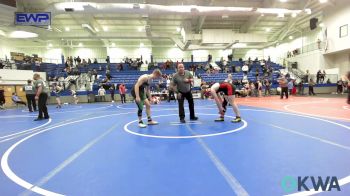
left=231, top=117, right=242, bottom=123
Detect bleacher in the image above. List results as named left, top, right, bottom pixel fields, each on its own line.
left=14, top=60, right=286, bottom=95
left=199, top=61, right=283, bottom=84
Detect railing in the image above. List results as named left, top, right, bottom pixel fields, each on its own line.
left=286, top=41, right=325, bottom=59
left=287, top=64, right=305, bottom=80
left=284, top=61, right=338, bottom=83
left=308, top=74, right=338, bottom=84
left=21, top=57, right=266, bottom=65
left=301, top=42, right=325, bottom=54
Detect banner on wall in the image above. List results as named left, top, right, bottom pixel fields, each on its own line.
left=15, top=12, right=51, bottom=26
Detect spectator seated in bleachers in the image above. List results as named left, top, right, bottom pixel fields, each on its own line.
left=65, top=66, right=72, bottom=75
left=92, top=69, right=98, bottom=80
left=131, top=61, right=138, bottom=70
left=81, top=59, right=87, bottom=67
left=117, top=63, right=123, bottom=71
left=105, top=70, right=112, bottom=80
left=35, top=60, right=41, bottom=71
left=71, top=67, right=80, bottom=75
left=242, top=64, right=249, bottom=75
left=76, top=56, right=81, bottom=65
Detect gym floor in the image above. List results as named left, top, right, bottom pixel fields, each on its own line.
left=0, top=96, right=349, bottom=196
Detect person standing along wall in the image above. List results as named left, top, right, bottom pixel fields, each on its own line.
left=119, top=83, right=127, bottom=104
left=109, top=84, right=115, bottom=102
left=309, top=79, right=316, bottom=96
left=288, top=80, right=294, bottom=96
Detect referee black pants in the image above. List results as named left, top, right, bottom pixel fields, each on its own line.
left=38, top=93, right=49, bottom=119
left=281, top=87, right=288, bottom=99
left=26, top=94, right=36, bottom=112
left=178, top=91, right=195, bottom=120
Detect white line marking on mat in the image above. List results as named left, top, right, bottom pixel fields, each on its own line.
left=186, top=124, right=249, bottom=196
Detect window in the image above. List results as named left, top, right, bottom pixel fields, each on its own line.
left=339, top=24, right=348, bottom=38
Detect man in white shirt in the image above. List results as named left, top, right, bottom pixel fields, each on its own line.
left=242, top=64, right=249, bottom=75
left=98, top=86, right=106, bottom=102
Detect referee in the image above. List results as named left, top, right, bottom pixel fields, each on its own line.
left=171, top=63, right=198, bottom=123
left=33, top=73, right=50, bottom=121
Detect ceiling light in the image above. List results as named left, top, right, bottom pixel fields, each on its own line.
left=291, top=12, right=297, bottom=18
left=176, top=27, right=181, bottom=32
left=319, top=23, right=325, bottom=27
left=48, top=43, right=53, bottom=47
left=289, top=36, right=293, bottom=39
left=95, top=28, right=99, bottom=32
left=138, top=27, right=143, bottom=32
left=103, top=26, right=108, bottom=32
left=65, top=27, right=70, bottom=31
left=9, top=31, right=38, bottom=38
left=55, top=2, right=89, bottom=11
left=305, top=9, right=312, bottom=14
left=196, top=7, right=252, bottom=12
left=319, top=0, right=328, bottom=3
left=174, top=43, right=177, bottom=47
left=78, top=43, right=83, bottom=47
left=111, top=43, right=116, bottom=47
left=257, top=8, right=302, bottom=15
left=266, top=28, right=271, bottom=32
left=140, top=43, right=144, bottom=47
